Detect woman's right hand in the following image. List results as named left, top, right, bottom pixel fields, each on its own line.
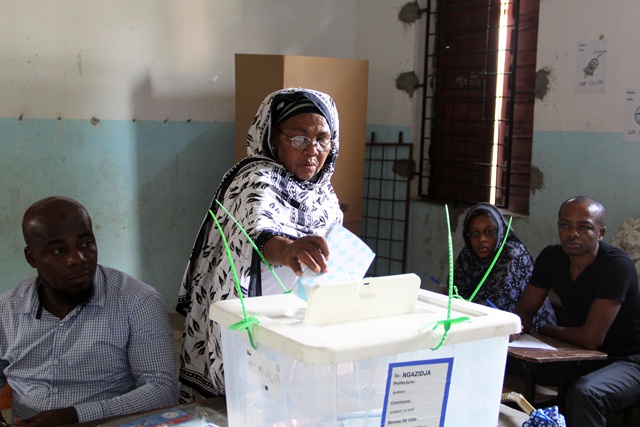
left=264, top=235, right=330, bottom=276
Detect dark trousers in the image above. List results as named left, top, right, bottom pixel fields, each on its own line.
left=565, top=358, right=640, bottom=427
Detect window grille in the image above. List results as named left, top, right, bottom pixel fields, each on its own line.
left=362, top=133, right=412, bottom=276
left=418, top=0, right=539, bottom=214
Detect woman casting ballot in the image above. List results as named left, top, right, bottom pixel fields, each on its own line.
left=176, top=88, right=343, bottom=400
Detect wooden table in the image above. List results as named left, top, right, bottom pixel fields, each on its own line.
left=65, top=396, right=527, bottom=427
left=507, top=333, right=607, bottom=409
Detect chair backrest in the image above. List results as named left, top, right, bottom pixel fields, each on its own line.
left=0, top=383, right=12, bottom=410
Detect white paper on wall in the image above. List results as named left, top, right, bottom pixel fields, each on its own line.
left=624, top=88, right=640, bottom=142
left=576, top=40, right=608, bottom=94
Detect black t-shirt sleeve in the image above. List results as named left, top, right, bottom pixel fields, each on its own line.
left=529, top=245, right=558, bottom=290
left=595, top=254, right=636, bottom=302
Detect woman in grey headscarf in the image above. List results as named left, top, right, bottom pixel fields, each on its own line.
left=176, top=88, right=343, bottom=400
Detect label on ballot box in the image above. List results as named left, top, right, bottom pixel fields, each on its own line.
left=115, top=409, right=217, bottom=427
left=381, top=358, right=453, bottom=425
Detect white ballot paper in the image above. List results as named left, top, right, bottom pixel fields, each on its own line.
left=508, top=333, right=557, bottom=351
left=294, top=223, right=375, bottom=301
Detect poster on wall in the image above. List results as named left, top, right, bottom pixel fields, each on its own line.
left=624, top=89, right=640, bottom=143
left=575, top=40, right=608, bottom=94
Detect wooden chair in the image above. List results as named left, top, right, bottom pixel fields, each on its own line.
left=620, top=399, right=640, bottom=427
left=0, top=383, right=12, bottom=410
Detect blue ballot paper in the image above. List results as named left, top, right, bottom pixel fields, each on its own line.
left=295, top=223, right=375, bottom=301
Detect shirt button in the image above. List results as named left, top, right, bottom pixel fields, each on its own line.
left=52, top=387, right=58, bottom=393
left=52, top=359, right=59, bottom=365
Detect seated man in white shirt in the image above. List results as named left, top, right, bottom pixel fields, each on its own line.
left=0, top=196, right=179, bottom=427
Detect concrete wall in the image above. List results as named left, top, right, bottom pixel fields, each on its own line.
left=0, top=0, right=415, bottom=308
left=408, top=0, right=640, bottom=289
left=4, top=0, right=638, bottom=305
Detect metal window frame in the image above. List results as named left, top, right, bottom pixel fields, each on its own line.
left=361, top=133, right=412, bottom=277
left=418, top=0, right=522, bottom=210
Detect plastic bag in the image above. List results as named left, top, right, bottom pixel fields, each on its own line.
left=96, top=402, right=226, bottom=427
left=502, top=391, right=567, bottom=427
left=521, top=406, right=567, bottom=427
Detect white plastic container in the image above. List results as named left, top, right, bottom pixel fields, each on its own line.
left=210, top=274, right=521, bottom=427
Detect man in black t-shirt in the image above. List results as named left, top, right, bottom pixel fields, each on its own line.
left=514, top=196, right=640, bottom=427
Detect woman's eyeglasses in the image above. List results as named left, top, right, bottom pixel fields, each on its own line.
left=468, top=229, right=498, bottom=239
left=277, top=129, right=333, bottom=152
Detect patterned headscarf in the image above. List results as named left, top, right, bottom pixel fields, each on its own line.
left=175, top=88, right=343, bottom=397
left=453, top=203, right=556, bottom=330
left=247, top=87, right=339, bottom=186
left=454, top=203, right=527, bottom=303
left=461, top=203, right=513, bottom=254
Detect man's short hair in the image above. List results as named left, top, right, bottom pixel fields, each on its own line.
left=558, top=195, right=606, bottom=227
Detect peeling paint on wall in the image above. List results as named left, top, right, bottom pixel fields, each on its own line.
left=530, top=165, right=544, bottom=193
left=392, top=159, right=415, bottom=178
left=395, top=71, right=420, bottom=97
left=535, top=68, right=552, bottom=99
left=450, top=207, right=465, bottom=232
left=398, top=1, right=422, bottom=24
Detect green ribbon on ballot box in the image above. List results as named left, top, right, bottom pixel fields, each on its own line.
left=421, top=204, right=511, bottom=350
left=211, top=200, right=511, bottom=352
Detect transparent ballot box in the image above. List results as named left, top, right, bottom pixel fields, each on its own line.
left=210, top=274, right=521, bottom=427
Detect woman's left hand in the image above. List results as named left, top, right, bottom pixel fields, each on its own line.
left=264, top=235, right=330, bottom=276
